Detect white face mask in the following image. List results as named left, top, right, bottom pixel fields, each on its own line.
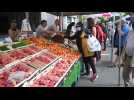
left=71, top=26, right=76, bottom=33
left=76, top=27, right=81, bottom=31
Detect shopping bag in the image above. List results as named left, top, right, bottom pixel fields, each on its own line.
left=87, top=34, right=101, bottom=52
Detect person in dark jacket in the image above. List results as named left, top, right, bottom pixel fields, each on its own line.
left=65, top=22, right=75, bottom=38
left=67, top=22, right=98, bottom=82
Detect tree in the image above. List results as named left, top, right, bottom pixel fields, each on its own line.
left=124, top=12, right=134, bottom=16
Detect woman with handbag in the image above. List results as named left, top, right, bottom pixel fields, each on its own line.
left=86, top=18, right=101, bottom=62
left=67, top=22, right=98, bottom=81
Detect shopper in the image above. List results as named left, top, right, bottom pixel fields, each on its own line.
left=122, top=23, right=134, bottom=87
left=8, top=20, right=20, bottom=42
left=65, top=22, right=75, bottom=38
left=86, top=17, right=101, bottom=62
left=99, top=23, right=107, bottom=51
left=36, top=20, right=52, bottom=38
left=68, top=22, right=98, bottom=81
left=113, top=21, right=129, bottom=67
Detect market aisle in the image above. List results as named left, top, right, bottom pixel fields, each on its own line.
left=76, top=47, right=124, bottom=87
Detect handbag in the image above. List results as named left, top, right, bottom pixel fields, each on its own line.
left=87, top=34, right=101, bottom=52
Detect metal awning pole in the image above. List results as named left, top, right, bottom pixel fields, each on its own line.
left=118, top=12, right=122, bottom=86
left=61, top=12, right=63, bottom=32
left=25, top=12, right=29, bottom=20
left=59, top=12, right=63, bottom=32
left=111, top=15, right=115, bottom=62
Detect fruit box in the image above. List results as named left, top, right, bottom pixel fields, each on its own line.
left=24, top=50, right=60, bottom=71
left=54, top=60, right=77, bottom=87
left=22, top=59, right=62, bottom=87
left=62, top=64, right=77, bottom=87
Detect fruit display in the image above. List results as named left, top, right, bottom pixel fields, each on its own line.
left=28, top=37, right=47, bottom=48
left=45, top=43, right=80, bottom=63
left=27, top=59, right=70, bottom=87
left=0, top=53, right=15, bottom=67
left=27, top=37, right=80, bottom=63
left=0, top=45, right=42, bottom=67
left=25, top=52, right=56, bottom=69
left=0, top=36, right=81, bottom=87
left=0, top=72, right=14, bottom=87
left=26, top=58, right=47, bottom=68
left=20, top=47, right=36, bottom=55
left=28, top=45, right=42, bottom=52
left=30, top=76, right=59, bottom=87
left=0, top=63, right=35, bottom=87
left=9, top=63, right=35, bottom=74
left=8, top=50, right=27, bottom=60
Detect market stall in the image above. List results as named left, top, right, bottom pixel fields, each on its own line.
left=0, top=12, right=104, bottom=87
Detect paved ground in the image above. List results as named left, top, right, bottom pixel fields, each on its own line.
left=76, top=46, right=124, bottom=87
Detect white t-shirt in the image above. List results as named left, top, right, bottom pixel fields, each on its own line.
left=48, top=24, right=59, bottom=32
left=36, top=25, right=48, bottom=35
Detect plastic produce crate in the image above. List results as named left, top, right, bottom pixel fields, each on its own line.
left=63, top=65, right=77, bottom=87
left=76, top=61, right=81, bottom=79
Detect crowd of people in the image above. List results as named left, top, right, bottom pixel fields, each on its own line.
left=7, top=16, right=134, bottom=86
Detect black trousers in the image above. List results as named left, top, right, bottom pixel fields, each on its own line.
left=83, top=56, right=96, bottom=74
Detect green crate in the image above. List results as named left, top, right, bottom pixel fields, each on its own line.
left=77, top=61, right=81, bottom=78
left=58, top=81, right=64, bottom=87
left=63, top=66, right=77, bottom=87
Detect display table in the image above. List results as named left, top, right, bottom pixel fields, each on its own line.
left=0, top=38, right=82, bottom=87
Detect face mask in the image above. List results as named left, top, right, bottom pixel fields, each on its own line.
left=76, top=27, right=81, bottom=31
left=71, top=26, right=76, bottom=32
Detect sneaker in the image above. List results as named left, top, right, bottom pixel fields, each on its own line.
left=90, top=73, right=98, bottom=82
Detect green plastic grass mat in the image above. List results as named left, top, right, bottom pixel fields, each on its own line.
left=0, top=46, right=10, bottom=51
left=12, top=41, right=28, bottom=48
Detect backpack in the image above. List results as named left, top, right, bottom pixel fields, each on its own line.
left=95, top=25, right=105, bottom=43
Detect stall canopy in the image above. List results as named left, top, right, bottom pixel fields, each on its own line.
left=47, top=12, right=101, bottom=16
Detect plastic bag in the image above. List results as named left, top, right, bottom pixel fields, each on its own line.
left=8, top=71, right=29, bottom=81
left=4, top=37, right=13, bottom=43
left=87, top=34, right=101, bottom=52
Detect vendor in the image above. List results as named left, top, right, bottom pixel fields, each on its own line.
left=8, top=20, right=20, bottom=42
left=48, top=19, right=64, bottom=43
left=48, top=19, right=60, bottom=37
left=36, top=20, right=52, bottom=38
